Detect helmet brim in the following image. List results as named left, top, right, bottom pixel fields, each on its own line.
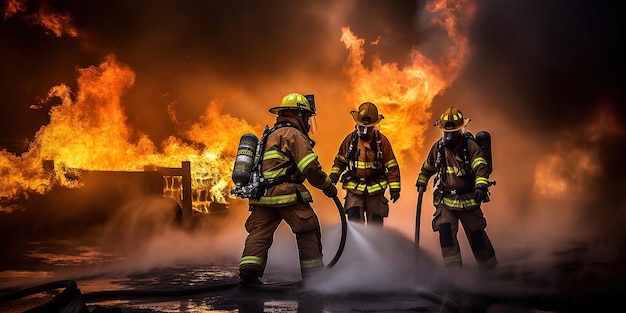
left=269, top=106, right=282, bottom=114
left=437, top=117, right=470, bottom=132
left=269, top=106, right=316, bottom=115
left=350, top=110, right=383, bottom=126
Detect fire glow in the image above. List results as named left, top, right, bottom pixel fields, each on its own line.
left=1, top=0, right=474, bottom=214
left=340, top=0, right=473, bottom=161
left=0, top=54, right=257, bottom=210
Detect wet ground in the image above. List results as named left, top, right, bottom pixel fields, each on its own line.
left=2, top=235, right=625, bottom=313
left=1, top=200, right=626, bottom=313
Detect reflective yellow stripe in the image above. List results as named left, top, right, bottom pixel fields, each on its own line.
left=422, top=161, right=436, bottom=172
left=389, top=182, right=400, bottom=189
left=353, top=160, right=379, bottom=169
left=471, top=157, right=487, bottom=169
left=385, top=159, right=398, bottom=168
left=344, top=181, right=388, bottom=193
left=262, top=150, right=292, bottom=179
left=344, top=181, right=366, bottom=192
left=475, top=177, right=489, bottom=186
left=319, top=176, right=331, bottom=189
left=240, top=256, right=264, bottom=266
left=297, top=153, right=318, bottom=172
left=249, top=191, right=313, bottom=206
left=300, top=258, right=323, bottom=269
left=330, top=166, right=342, bottom=175
left=441, top=197, right=479, bottom=209
left=417, top=173, right=429, bottom=185
left=263, top=150, right=290, bottom=161
left=443, top=254, right=462, bottom=266
left=336, top=154, right=347, bottom=163
left=444, top=166, right=457, bottom=174
left=367, top=182, right=385, bottom=193
left=263, top=167, right=288, bottom=179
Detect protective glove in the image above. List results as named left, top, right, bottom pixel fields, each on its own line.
left=323, top=183, right=338, bottom=198
left=474, top=187, right=487, bottom=203
left=416, top=184, right=426, bottom=193
left=390, top=190, right=400, bottom=203
left=329, top=173, right=340, bottom=185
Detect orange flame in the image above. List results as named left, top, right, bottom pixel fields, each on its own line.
left=533, top=106, right=621, bottom=199
left=1, top=0, right=475, bottom=213
left=340, top=0, right=474, bottom=161
left=0, top=55, right=257, bottom=210
left=4, top=0, right=78, bottom=37
left=3, top=0, right=26, bottom=19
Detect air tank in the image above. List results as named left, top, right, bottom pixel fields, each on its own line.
left=475, top=131, right=493, bottom=175
left=232, top=133, right=258, bottom=187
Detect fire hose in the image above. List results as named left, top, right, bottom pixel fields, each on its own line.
left=0, top=195, right=458, bottom=312
left=325, top=195, right=347, bottom=268
left=232, top=195, right=347, bottom=292
left=0, top=195, right=349, bottom=309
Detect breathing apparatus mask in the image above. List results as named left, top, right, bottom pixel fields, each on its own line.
left=357, top=124, right=373, bottom=140
left=301, top=111, right=317, bottom=135
left=356, top=113, right=374, bottom=140
left=350, top=102, right=383, bottom=140
left=442, top=129, right=463, bottom=148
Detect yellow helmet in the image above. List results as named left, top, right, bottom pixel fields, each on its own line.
left=435, top=107, right=470, bottom=132
left=350, top=102, right=384, bottom=126
left=269, top=93, right=316, bottom=115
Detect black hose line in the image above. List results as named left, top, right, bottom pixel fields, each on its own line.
left=0, top=195, right=349, bottom=302
left=232, top=194, right=348, bottom=292
left=326, top=195, right=347, bottom=268
left=83, top=282, right=240, bottom=301
left=0, top=199, right=458, bottom=311
left=0, top=280, right=77, bottom=303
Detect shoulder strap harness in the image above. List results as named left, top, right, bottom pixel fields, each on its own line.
left=251, top=121, right=304, bottom=199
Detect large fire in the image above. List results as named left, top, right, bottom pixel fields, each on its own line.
left=0, top=54, right=257, bottom=211
left=1, top=0, right=474, bottom=214
left=341, top=0, right=473, bottom=161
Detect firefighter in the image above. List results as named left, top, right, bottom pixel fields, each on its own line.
left=329, top=102, right=401, bottom=226
left=239, top=92, right=337, bottom=286
left=416, top=107, right=497, bottom=269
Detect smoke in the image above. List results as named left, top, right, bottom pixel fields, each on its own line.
left=306, top=223, right=443, bottom=293
left=2, top=0, right=625, bottom=296
left=427, top=0, right=626, bottom=265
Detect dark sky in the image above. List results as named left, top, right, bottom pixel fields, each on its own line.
left=3, top=0, right=622, bottom=147
left=0, top=0, right=425, bottom=152
left=1, top=0, right=626, bottom=247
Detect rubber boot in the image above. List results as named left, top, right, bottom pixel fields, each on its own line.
left=239, top=268, right=262, bottom=287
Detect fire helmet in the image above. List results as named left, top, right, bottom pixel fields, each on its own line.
left=350, top=102, right=384, bottom=126
left=269, top=93, right=316, bottom=115
left=435, top=107, right=470, bottom=132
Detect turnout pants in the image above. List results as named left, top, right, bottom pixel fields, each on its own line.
left=432, top=205, right=497, bottom=268
left=240, top=203, right=324, bottom=278
left=344, top=191, right=389, bottom=225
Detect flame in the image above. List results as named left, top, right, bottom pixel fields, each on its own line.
left=3, top=0, right=26, bottom=19
left=4, top=0, right=78, bottom=37
left=532, top=106, right=622, bottom=199
left=0, top=55, right=257, bottom=211
left=340, top=0, right=474, bottom=161
left=1, top=0, right=474, bottom=213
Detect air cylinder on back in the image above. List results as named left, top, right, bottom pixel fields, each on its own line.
left=475, top=131, right=493, bottom=175
left=232, top=133, right=258, bottom=187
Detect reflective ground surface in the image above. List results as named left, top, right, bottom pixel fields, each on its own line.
left=1, top=199, right=625, bottom=313
left=2, top=235, right=625, bottom=313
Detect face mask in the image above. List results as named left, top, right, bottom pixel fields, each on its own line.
left=443, top=130, right=462, bottom=148
left=299, top=112, right=317, bottom=135
left=357, top=125, right=371, bottom=140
